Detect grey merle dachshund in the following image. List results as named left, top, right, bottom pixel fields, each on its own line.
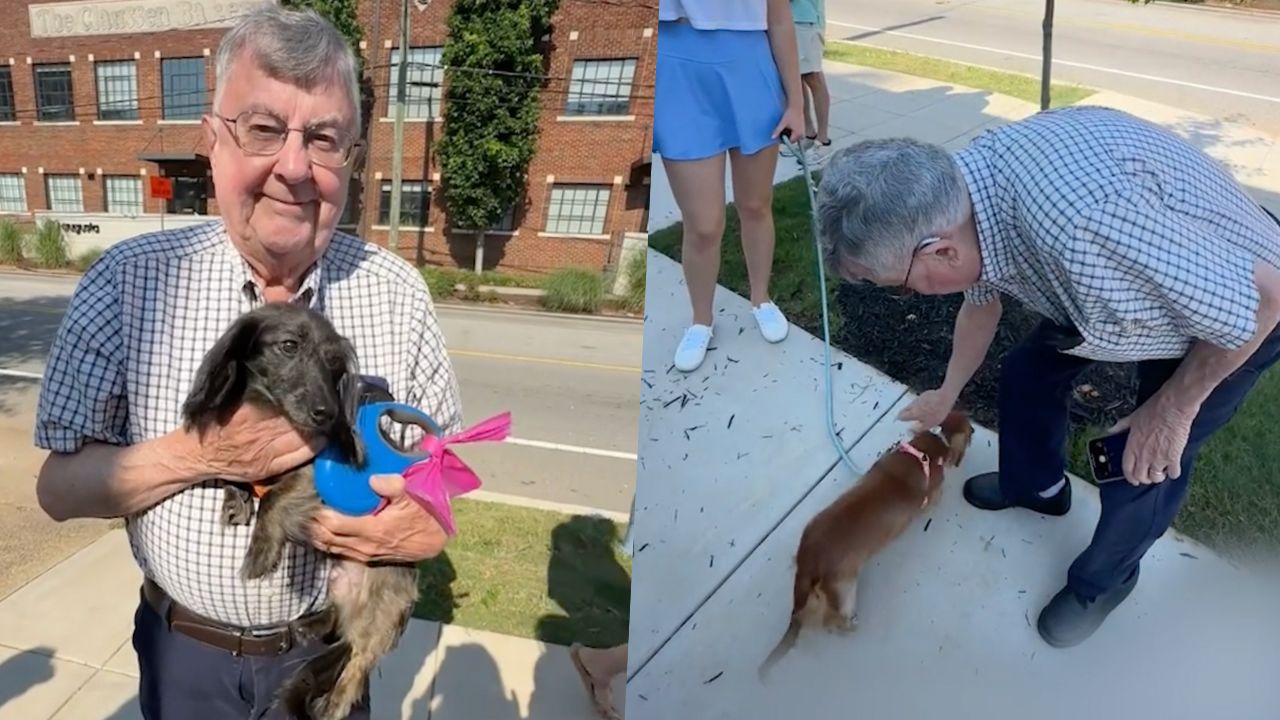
left=181, top=302, right=418, bottom=720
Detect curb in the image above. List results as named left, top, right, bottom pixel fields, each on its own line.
left=1150, top=0, right=1280, bottom=18
left=466, top=490, right=630, bottom=523
left=435, top=299, right=644, bottom=325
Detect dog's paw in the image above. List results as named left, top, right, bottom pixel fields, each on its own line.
left=837, top=614, right=859, bottom=634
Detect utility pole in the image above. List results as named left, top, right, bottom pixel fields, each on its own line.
left=387, top=0, right=411, bottom=253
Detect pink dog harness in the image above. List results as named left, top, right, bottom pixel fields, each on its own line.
left=896, top=440, right=933, bottom=508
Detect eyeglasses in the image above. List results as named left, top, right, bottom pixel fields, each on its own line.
left=894, top=236, right=941, bottom=296
left=215, top=111, right=361, bottom=168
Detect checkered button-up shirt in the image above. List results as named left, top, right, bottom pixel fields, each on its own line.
left=954, top=106, right=1280, bottom=362
left=35, top=220, right=463, bottom=628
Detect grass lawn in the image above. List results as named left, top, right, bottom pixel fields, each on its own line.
left=824, top=42, right=1096, bottom=108
left=413, top=498, right=631, bottom=648
left=650, top=173, right=1280, bottom=553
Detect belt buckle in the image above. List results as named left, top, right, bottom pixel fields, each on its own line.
left=231, top=626, right=293, bottom=657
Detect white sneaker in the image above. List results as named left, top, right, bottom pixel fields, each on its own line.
left=674, top=324, right=713, bottom=372
left=752, top=302, right=789, bottom=343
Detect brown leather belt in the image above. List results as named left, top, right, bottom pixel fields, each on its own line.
left=142, top=578, right=335, bottom=657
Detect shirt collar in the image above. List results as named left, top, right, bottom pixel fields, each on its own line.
left=216, top=222, right=325, bottom=309
left=954, top=143, right=1016, bottom=289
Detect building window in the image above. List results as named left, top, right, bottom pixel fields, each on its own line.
left=565, top=58, right=636, bottom=116
left=105, top=175, right=144, bottom=215
left=0, top=174, right=26, bottom=213
left=386, top=47, right=443, bottom=120
left=166, top=176, right=207, bottom=214
left=546, top=184, right=610, bottom=235
left=492, top=203, right=517, bottom=232
left=378, top=181, right=429, bottom=227
left=162, top=57, right=207, bottom=120
left=96, top=60, right=139, bottom=120
left=46, top=174, right=83, bottom=212
left=34, top=64, right=75, bottom=122
left=0, top=68, right=14, bottom=122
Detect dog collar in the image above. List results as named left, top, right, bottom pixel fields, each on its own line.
left=897, top=441, right=932, bottom=508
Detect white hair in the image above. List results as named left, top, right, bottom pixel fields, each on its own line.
left=815, top=138, right=969, bottom=277
left=212, top=4, right=362, bottom=134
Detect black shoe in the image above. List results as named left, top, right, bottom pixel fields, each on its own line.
left=1037, top=568, right=1140, bottom=649
left=962, top=472, right=1071, bottom=516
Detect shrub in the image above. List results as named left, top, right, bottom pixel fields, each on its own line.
left=423, top=268, right=461, bottom=301
left=622, top=250, right=646, bottom=313
left=73, top=247, right=105, bottom=272
left=32, top=220, right=69, bottom=269
left=541, top=268, right=604, bottom=314
left=0, top=219, right=25, bottom=265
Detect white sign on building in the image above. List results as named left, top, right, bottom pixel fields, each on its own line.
left=32, top=211, right=211, bottom=255
left=29, top=0, right=276, bottom=39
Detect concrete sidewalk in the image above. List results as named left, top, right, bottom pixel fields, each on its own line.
left=630, top=60, right=1280, bottom=718
left=0, top=530, right=620, bottom=719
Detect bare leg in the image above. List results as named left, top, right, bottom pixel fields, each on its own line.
left=571, top=643, right=627, bottom=720
left=802, top=72, right=831, bottom=144
left=728, top=145, right=780, bottom=307
left=802, top=79, right=815, bottom=138
left=665, top=154, right=727, bottom=327
left=581, top=644, right=628, bottom=678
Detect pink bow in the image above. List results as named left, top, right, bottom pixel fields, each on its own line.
left=401, top=412, right=512, bottom=535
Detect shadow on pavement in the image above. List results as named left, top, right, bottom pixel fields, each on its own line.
left=0, top=295, right=67, bottom=373
left=528, top=515, right=631, bottom=719
left=0, top=646, right=55, bottom=712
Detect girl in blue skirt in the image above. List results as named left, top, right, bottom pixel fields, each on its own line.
left=655, top=0, right=806, bottom=372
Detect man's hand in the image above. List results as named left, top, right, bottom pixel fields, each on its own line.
left=191, top=404, right=324, bottom=484
left=310, top=474, right=448, bottom=563
left=898, top=388, right=959, bottom=431
left=1107, top=395, right=1196, bottom=486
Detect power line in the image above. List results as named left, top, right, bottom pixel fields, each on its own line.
left=0, top=77, right=654, bottom=122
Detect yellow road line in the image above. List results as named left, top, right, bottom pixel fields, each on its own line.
left=449, top=349, right=640, bottom=373
left=974, top=4, right=1280, bottom=54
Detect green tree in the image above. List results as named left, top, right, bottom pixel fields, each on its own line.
left=437, top=0, right=561, bottom=272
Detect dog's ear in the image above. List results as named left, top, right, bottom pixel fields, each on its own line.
left=182, top=314, right=261, bottom=432
left=940, top=411, right=974, bottom=467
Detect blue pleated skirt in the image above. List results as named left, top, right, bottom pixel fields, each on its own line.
left=653, top=21, right=787, bottom=161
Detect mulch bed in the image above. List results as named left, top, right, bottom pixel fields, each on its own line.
left=833, top=284, right=1140, bottom=433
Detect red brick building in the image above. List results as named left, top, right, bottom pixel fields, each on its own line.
left=0, top=0, right=654, bottom=275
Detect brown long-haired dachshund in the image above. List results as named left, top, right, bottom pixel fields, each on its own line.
left=759, top=411, right=974, bottom=679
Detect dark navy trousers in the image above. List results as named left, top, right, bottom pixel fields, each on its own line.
left=997, top=316, right=1280, bottom=600
left=132, top=588, right=371, bottom=720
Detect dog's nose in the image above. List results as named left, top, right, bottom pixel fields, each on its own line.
left=311, top=405, right=335, bottom=424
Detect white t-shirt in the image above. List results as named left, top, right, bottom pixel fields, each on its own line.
left=659, top=0, right=768, bottom=31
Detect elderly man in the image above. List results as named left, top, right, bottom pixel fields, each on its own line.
left=34, top=6, right=461, bottom=718
left=816, top=106, right=1280, bottom=648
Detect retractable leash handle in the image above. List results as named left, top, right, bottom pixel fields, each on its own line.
left=313, top=401, right=443, bottom=516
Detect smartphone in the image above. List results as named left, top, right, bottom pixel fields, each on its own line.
left=1087, top=430, right=1129, bottom=484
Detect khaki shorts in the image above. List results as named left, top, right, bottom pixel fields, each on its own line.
left=796, top=22, right=824, bottom=75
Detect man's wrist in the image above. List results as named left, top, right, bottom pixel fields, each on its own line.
left=156, top=427, right=212, bottom=484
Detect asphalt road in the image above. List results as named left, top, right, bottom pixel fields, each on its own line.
left=827, top=0, right=1280, bottom=135
left=0, top=271, right=641, bottom=516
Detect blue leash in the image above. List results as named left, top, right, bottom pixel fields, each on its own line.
left=780, top=134, right=861, bottom=479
